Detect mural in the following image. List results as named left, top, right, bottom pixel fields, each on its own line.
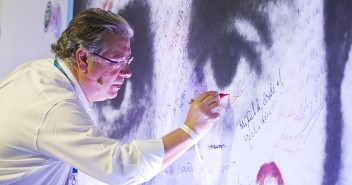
left=74, top=0, right=352, bottom=184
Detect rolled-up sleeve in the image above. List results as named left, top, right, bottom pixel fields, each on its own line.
left=36, top=99, right=164, bottom=185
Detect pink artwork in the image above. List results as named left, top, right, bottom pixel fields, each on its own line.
left=256, top=162, right=284, bottom=185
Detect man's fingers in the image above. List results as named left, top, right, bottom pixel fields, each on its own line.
left=194, top=91, right=218, bottom=103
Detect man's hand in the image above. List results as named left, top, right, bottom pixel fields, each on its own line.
left=185, top=91, right=220, bottom=139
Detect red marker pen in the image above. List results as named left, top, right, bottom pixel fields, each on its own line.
left=219, top=93, right=229, bottom=99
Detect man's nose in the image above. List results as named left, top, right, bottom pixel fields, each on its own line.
left=119, top=64, right=132, bottom=78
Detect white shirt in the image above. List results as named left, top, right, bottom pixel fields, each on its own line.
left=0, top=58, right=164, bottom=185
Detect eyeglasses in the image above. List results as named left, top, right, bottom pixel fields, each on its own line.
left=92, top=52, right=133, bottom=67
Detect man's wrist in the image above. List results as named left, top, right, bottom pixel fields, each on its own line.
left=180, top=124, right=198, bottom=140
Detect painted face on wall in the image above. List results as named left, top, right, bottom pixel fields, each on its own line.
left=79, top=34, right=132, bottom=102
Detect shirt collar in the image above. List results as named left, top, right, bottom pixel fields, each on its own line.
left=56, top=59, right=93, bottom=112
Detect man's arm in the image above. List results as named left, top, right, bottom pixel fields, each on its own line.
left=160, top=91, right=220, bottom=170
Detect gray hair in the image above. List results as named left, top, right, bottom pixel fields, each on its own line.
left=51, top=8, right=134, bottom=62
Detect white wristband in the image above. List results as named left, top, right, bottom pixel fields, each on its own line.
left=180, top=124, right=198, bottom=140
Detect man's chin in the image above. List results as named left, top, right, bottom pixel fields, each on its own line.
left=107, top=91, right=119, bottom=99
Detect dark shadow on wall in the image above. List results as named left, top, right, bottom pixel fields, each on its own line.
left=95, top=0, right=156, bottom=142
left=187, top=0, right=274, bottom=89
left=323, top=0, right=352, bottom=184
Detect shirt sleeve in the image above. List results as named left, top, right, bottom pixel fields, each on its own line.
left=36, top=99, right=164, bottom=185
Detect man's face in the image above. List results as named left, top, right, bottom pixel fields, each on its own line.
left=78, top=34, right=132, bottom=102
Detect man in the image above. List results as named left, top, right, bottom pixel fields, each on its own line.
left=0, top=8, right=220, bottom=184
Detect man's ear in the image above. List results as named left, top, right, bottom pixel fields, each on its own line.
left=75, top=48, right=88, bottom=73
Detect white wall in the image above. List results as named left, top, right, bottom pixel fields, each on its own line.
left=0, top=0, right=69, bottom=79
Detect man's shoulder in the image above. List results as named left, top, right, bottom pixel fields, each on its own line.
left=1, top=58, right=78, bottom=104
left=0, top=58, right=55, bottom=83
